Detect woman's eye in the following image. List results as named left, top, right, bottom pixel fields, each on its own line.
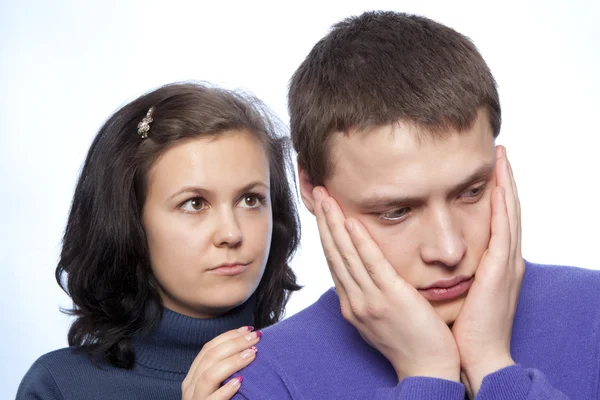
left=181, top=198, right=207, bottom=212
left=379, top=207, right=410, bottom=221
left=239, top=194, right=264, bottom=209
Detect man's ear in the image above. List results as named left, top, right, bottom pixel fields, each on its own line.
left=298, top=163, right=317, bottom=215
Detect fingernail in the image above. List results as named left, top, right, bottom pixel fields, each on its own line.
left=241, top=347, right=257, bottom=359
left=313, top=188, right=323, bottom=200
left=237, top=326, right=254, bottom=333
left=245, top=330, right=262, bottom=340
left=502, top=146, right=507, bottom=156
left=322, top=200, right=330, bottom=213
left=345, top=219, right=354, bottom=232
left=229, top=376, right=243, bottom=386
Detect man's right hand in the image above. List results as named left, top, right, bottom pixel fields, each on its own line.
left=313, top=187, right=460, bottom=382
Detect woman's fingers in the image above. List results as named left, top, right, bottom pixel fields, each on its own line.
left=185, top=327, right=253, bottom=386
left=205, top=376, right=244, bottom=400
left=183, top=329, right=261, bottom=399
left=190, top=348, right=257, bottom=399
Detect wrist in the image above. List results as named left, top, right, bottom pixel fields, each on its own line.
left=463, top=354, right=515, bottom=396
left=399, top=363, right=461, bottom=383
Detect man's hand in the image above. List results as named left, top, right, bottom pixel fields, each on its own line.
left=452, top=145, right=524, bottom=398
left=313, top=187, right=461, bottom=382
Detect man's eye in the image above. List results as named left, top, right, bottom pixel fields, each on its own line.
left=379, top=207, right=410, bottom=221
left=462, top=185, right=486, bottom=199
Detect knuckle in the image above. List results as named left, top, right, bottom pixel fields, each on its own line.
left=204, top=367, right=221, bottom=385
left=363, top=261, right=376, bottom=275
left=341, top=253, right=351, bottom=268
left=348, top=299, right=367, bottom=321
left=323, top=250, right=336, bottom=266
left=365, top=301, right=383, bottom=318
left=202, top=349, right=217, bottom=366
left=339, top=302, right=355, bottom=322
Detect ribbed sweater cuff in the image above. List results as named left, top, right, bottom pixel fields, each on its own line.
left=477, top=365, right=530, bottom=399
left=393, top=377, right=465, bottom=399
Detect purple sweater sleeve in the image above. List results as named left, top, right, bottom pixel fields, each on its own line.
left=476, top=365, right=569, bottom=399
left=233, top=373, right=465, bottom=400
left=389, top=377, right=465, bottom=399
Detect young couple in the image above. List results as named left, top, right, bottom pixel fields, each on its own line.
left=18, top=11, right=599, bottom=400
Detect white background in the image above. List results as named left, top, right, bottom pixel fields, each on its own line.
left=1, top=0, right=599, bottom=397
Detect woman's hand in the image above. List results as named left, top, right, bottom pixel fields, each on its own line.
left=182, top=326, right=261, bottom=400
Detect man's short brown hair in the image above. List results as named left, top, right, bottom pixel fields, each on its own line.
left=289, top=11, right=501, bottom=185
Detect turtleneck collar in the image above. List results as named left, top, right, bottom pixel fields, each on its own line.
left=133, top=296, right=255, bottom=375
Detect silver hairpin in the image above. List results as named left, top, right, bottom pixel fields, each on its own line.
left=137, top=106, right=155, bottom=139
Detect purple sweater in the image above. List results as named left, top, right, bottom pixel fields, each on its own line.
left=233, top=262, right=600, bottom=399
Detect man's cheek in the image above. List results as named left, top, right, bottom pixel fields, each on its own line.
left=472, top=209, right=493, bottom=253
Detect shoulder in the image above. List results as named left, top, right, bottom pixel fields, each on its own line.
left=17, top=348, right=85, bottom=399
left=523, top=260, right=600, bottom=297
left=519, top=260, right=600, bottom=323
left=257, top=288, right=347, bottom=352
left=236, top=289, right=354, bottom=398
left=17, top=346, right=118, bottom=400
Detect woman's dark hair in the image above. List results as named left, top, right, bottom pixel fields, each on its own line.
left=56, top=82, right=301, bottom=368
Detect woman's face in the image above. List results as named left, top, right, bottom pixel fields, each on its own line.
left=142, top=130, right=272, bottom=318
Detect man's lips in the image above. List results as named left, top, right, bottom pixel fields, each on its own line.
left=418, top=276, right=474, bottom=302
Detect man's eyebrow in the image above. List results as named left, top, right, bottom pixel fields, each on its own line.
left=168, top=181, right=269, bottom=201
left=354, top=161, right=495, bottom=211
left=449, top=161, right=495, bottom=194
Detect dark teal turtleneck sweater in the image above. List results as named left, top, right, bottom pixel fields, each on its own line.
left=16, top=299, right=255, bottom=399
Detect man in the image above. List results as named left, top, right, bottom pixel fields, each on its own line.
left=232, top=11, right=600, bottom=399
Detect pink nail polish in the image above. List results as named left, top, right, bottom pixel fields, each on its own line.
left=245, top=330, right=262, bottom=340
left=241, top=347, right=257, bottom=359
left=230, top=375, right=243, bottom=386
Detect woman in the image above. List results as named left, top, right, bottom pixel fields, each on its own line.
left=17, top=82, right=301, bottom=400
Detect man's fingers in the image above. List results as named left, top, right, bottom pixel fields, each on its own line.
left=344, top=217, right=402, bottom=292
left=495, top=147, right=518, bottom=261
left=505, top=154, right=523, bottom=260
left=320, top=193, right=378, bottom=295
left=313, top=187, right=362, bottom=299
left=486, top=186, right=511, bottom=268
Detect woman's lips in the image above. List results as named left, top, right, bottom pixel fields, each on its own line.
left=418, top=276, right=474, bottom=301
left=207, top=263, right=250, bottom=276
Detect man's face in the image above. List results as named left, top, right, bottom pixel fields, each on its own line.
left=322, top=111, right=496, bottom=324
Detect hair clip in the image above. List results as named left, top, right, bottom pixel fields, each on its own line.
left=137, top=106, right=155, bottom=139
